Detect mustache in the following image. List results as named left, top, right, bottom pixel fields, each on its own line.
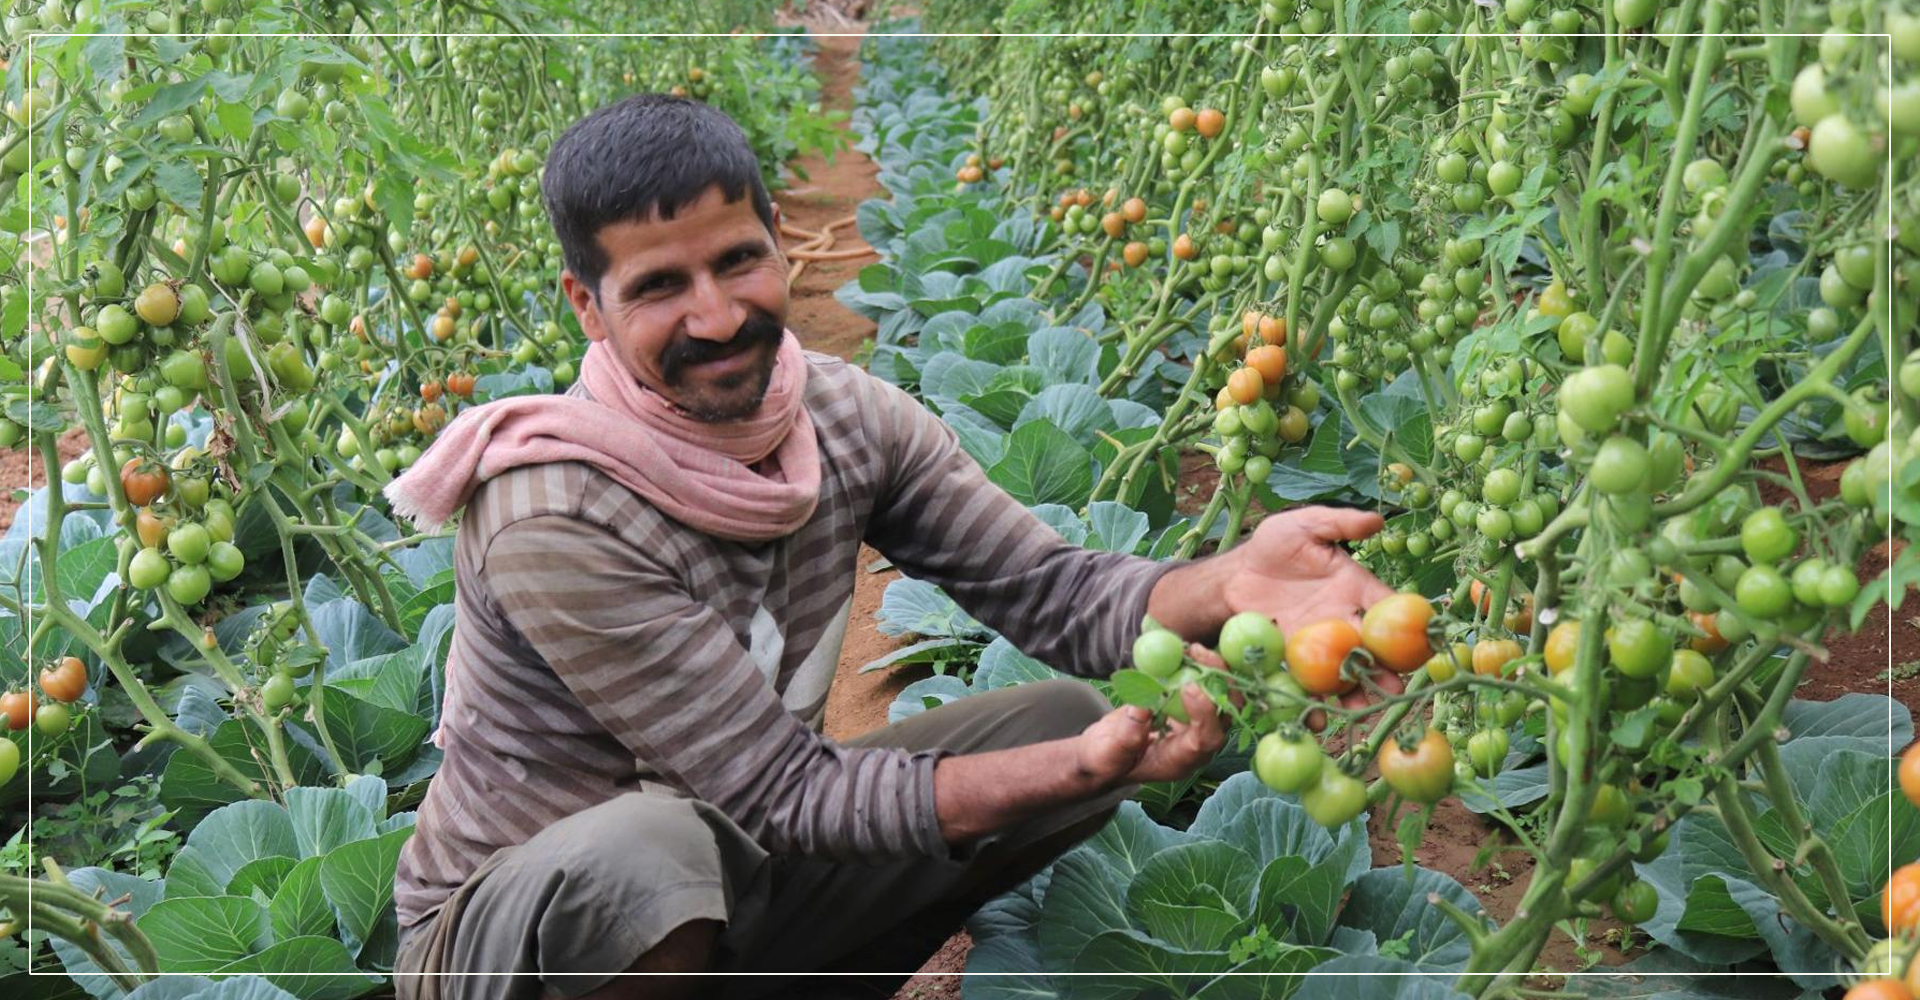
left=659, top=312, right=784, bottom=384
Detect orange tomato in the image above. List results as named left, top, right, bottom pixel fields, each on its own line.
left=1195, top=108, right=1225, bottom=138
left=1847, top=980, right=1915, bottom=1000
left=1889, top=863, right=1920, bottom=937
left=1, top=689, right=35, bottom=731
left=1169, top=106, right=1196, bottom=132
left=1688, top=610, right=1728, bottom=654
left=1360, top=594, right=1434, bottom=673
left=1902, top=742, right=1920, bottom=810
left=1544, top=621, right=1581, bottom=676
left=1173, top=233, right=1198, bottom=260
left=1227, top=367, right=1265, bottom=405
left=1245, top=345, right=1288, bottom=386
left=1287, top=619, right=1361, bottom=695
left=1101, top=212, right=1125, bottom=239
left=1472, top=639, right=1524, bottom=677
left=1122, top=197, right=1147, bottom=223
left=40, top=657, right=87, bottom=703
left=1123, top=241, right=1149, bottom=268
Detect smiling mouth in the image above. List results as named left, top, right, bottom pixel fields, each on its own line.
left=689, top=341, right=771, bottom=378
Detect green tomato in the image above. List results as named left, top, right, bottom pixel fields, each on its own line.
left=202, top=501, right=237, bottom=543
left=166, top=522, right=212, bottom=565
left=207, top=541, right=245, bottom=583
left=1666, top=649, right=1714, bottom=699
left=1589, top=436, right=1650, bottom=495
left=1560, top=364, right=1635, bottom=433
left=1483, top=468, right=1521, bottom=505
left=1611, top=880, right=1659, bottom=925
left=262, top=673, right=296, bottom=711
left=1807, top=115, right=1878, bottom=190
left=35, top=701, right=71, bottom=737
left=1254, top=730, right=1325, bottom=794
left=0, top=738, right=17, bottom=786
left=128, top=547, right=171, bottom=590
left=1132, top=628, right=1186, bottom=680
left=1316, top=188, right=1354, bottom=225
left=1301, top=766, right=1367, bottom=827
left=1219, top=611, right=1285, bottom=674
left=97, top=304, right=138, bottom=345
left=1468, top=728, right=1508, bottom=777
left=1844, top=388, right=1888, bottom=446
left=1607, top=619, right=1672, bottom=679
left=1735, top=564, right=1794, bottom=618
left=1817, top=564, right=1860, bottom=607
left=1739, top=506, right=1796, bottom=564
left=159, top=349, right=209, bottom=391
left=167, top=564, right=213, bottom=605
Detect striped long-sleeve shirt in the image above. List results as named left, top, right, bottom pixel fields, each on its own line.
left=393, top=351, right=1176, bottom=928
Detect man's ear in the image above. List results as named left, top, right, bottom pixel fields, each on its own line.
left=560, top=270, right=607, bottom=343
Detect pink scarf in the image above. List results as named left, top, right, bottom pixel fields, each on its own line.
left=385, top=331, right=820, bottom=542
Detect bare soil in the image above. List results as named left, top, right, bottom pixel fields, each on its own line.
left=769, top=19, right=971, bottom=996
left=0, top=426, right=88, bottom=534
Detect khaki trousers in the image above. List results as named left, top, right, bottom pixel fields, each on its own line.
left=394, top=679, right=1124, bottom=1000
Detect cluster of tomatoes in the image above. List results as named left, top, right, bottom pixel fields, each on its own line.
left=0, top=655, right=91, bottom=784
left=1204, top=310, right=1315, bottom=486
left=1848, top=744, right=1920, bottom=999
left=337, top=370, right=476, bottom=477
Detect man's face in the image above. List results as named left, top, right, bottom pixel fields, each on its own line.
left=562, top=185, right=789, bottom=422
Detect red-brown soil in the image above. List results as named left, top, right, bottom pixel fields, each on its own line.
left=0, top=426, right=87, bottom=534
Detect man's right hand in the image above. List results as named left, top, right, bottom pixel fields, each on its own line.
left=1075, top=685, right=1226, bottom=788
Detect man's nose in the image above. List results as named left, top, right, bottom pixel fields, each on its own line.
left=681, top=270, right=744, bottom=343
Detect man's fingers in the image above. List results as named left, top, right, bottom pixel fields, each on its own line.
left=1295, top=505, right=1386, bottom=542
left=1187, top=643, right=1228, bottom=671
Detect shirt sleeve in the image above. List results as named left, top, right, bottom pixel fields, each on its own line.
left=860, top=373, right=1181, bottom=678
left=482, top=514, right=954, bottom=864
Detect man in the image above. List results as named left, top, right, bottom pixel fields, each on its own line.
left=390, top=94, right=1395, bottom=1000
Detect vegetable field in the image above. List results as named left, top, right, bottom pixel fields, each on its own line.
left=3, top=1, right=1918, bottom=998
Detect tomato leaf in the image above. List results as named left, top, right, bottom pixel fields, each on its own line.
left=1107, top=669, right=1167, bottom=709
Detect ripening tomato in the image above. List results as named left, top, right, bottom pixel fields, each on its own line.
left=39, top=656, right=86, bottom=703
left=1885, top=862, right=1920, bottom=936
left=1287, top=619, right=1361, bottom=695
left=1360, top=593, right=1434, bottom=673
left=120, top=459, right=170, bottom=505
left=1901, top=743, right=1920, bottom=810
left=1424, top=643, right=1470, bottom=683
left=1, top=690, right=35, bottom=731
left=1245, top=345, right=1288, bottom=385
left=1846, top=980, right=1916, bottom=1000
left=1378, top=728, right=1454, bottom=804
left=1688, top=610, right=1730, bottom=654
left=1544, top=621, right=1581, bottom=675
left=1472, top=639, right=1523, bottom=677
left=1227, top=366, right=1264, bottom=405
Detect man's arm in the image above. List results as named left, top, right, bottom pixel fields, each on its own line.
left=485, top=513, right=1220, bottom=853
left=860, top=375, right=1176, bottom=676
left=932, top=684, right=1225, bottom=841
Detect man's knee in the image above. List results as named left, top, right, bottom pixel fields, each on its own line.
left=1014, top=678, right=1113, bottom=741
left=455, top=796, right=742, bottom=992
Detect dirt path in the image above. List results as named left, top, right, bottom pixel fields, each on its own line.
left=0, top=427, right=87, bottom=534
left=772, top=22, right=974, bottom=997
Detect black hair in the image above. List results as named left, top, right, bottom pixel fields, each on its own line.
left=541, top=93, right=775, bottom=295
